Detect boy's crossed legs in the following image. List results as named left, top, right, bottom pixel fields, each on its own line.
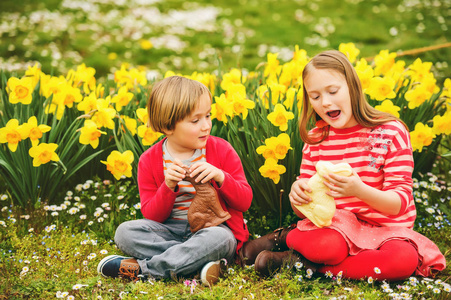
left=98, top=218, right=236, bottom=285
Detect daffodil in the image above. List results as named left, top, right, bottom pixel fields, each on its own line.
left=366, top=76, right=396, bottom=101
left=373, top=50, right=397, bottom=76
left=267, top=104, right=294, bottom=131
left=121, top=115, right=137, bottom=136
left=264, top=52, right=281, bottom=77
left=79, top=120, right=106, bottom=149
left=374, top=100, right=401, bottom=118
left=137, top=125, right=163, bottom=146
left=7, top=76, right=35, bottom=105
left=111, top=86, right=134, bottom=112
left=77, top=92, right=98, bottom=114
left=188, top=72, right=217, bottom=93
left=0, top=119, right=30, bottom=152
left=24, top=63, right=43, bottom=86
left=211, top=94, right=234, bottom=123
left=136, top=108, right=149, bottom=124
left=355, top=59, right=374, bottom=92
left=91, top=99, right=116, bottom=129
left=259, top=158, right=286, bottom=184
left=407, top=58, right=433, bottom=82
left=226, top=84, right=255, bottom=119
left=28, top=143, right=60, bottom=167
left=410, top=122, right=435, bottom=152
left=221, top=68, right=245, bottom=91
left=66, top=63, right=96, bottom=94
left=257, top=133, right=292, bottom=160
left=114, top=64, right=147, bottom=90
left=284, top=87, right=302, bottom=110
left=25, top=116, right=52, bottom=146
left=339, top=42, right=360, bottom=63
left=432, top=112, right=451, bottom=135
left=405, top=84, right=433, bottom=109
left=440, top=78, right=451, bottom=100
left=101, top=150, right=134, bottom=180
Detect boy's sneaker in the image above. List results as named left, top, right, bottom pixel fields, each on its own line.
left=97, top=255, right=141, bottom=281
left=200, top=259, right=226, bottom=286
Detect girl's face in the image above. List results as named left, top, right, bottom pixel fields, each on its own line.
left=164, top=92, right=212, bottom=159
left=304, top=68, right=358, bottom=129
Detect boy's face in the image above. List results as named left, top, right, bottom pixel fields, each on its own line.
left=164, top=93, right=212, bottom=158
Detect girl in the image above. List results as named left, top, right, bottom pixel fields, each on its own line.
left=255, top=50, right=446, bottom=281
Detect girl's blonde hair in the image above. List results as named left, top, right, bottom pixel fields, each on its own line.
left=299, top=50, right=405, bottom=144
left=147, top=76, right=211, bottom=133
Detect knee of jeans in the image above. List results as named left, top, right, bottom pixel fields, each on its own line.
left=114, top=221, right=135, bottom=248
left=205, top=226, right=236, bottom=252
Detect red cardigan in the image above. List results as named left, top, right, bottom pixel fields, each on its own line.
left=137, top=136, right=253, bottom=252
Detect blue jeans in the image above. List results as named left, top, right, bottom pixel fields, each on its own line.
left=114, top=218, right=237, bottom=278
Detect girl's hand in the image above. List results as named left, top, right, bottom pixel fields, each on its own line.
left=189, top=162, right=225, bottom=185
left=289, top=179, right=312, bottom=206
left=323, top=170, right=363, bottom=198
left=165, top=159, right=188, bottom=191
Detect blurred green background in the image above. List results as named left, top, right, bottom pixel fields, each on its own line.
left=1, top=0, right=450, bottom=81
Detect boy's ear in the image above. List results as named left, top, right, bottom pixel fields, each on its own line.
left=162, top=128, right=173, bottom=136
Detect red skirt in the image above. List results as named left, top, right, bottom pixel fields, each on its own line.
left=296, top=209, right=446, bottom=277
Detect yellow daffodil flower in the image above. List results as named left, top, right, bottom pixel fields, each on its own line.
left=257, top=133, right=292, bottom=160
left=28, top=143, right=60, bottom=167
left=25, top=116, right=51, bottom=146
left=440, top=78, right=451, bottom=100
left=136, top=108, right=149, bottom=124
left=355, top=59, right=374, bottom=92
left=211, top=94, right=233, bottom=123
left=375, top=100, right=401, bottom=118
left=410, top=122, right=435, bottom=152
left=188, top=72, right=217, bottom=93
left=79, top=120, right=106, bottom=149
left=405, top=84, right=433, bottom=109
left=91, top=99, right=117, bottom=130
left=366, top=76, right=396, bottom=101
left=284, top=87, right=302, bottom=111
left=221, top=68, right=245, bottom=91
left=121, top=116, right=137, bottom=136
left=339, top=42, right=360, bottom=63
left=226, top=83, right=255, bottom=119
left=137, top=125, right=163, bottom=146
left=77, top=92, right=98, bottom=114
left=7, top=76, right=35, bottom=105
left=101, top=150, right=134, bottom=180
left=114, top=64, right=147, bottom=90
left=0, top=119, right=30, bottom=152
left=407, top=58, right=433, bottom=82
left=111, top=86, right=134, bottom=112
left=267, top=104, right=294, bottom=131
left=374, top=50, right=397, bottom=76
left=66, top=63, right=96, bottom=93
left=259, top=158, right=286, bottom=184
left=264, top=53, right=281, bottom=77
left=432, top=112, right=451, bottom=135
left=25, top=63, right=43, bottom=86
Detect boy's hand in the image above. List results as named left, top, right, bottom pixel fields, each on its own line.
left=189, top=162, right=225, bottom=186
left=165, top=159, right=188, bottom=191
left=289, top=179, right=312, bottom=206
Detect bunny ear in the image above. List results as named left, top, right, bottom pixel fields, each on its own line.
left=332, top=163, right=353, bottom=177
left=315, top=161, right=334, bottom=177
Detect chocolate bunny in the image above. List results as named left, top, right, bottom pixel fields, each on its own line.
left=183, top=167, right=231, bottom=233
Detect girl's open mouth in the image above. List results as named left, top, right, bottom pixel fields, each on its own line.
left=326, top=110, right=341, bottom=119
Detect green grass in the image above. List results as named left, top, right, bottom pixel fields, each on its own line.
left=0, top=174, right=450, bottom=299
left=0, top=0, right=450, bottom=82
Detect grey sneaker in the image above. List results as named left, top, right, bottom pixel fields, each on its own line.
left=200, top=259, right=226, bottom=286
left=97, top=255, right=141, bottom=281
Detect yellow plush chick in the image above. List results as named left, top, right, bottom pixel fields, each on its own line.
left=294, top=161, right=353, bottom=228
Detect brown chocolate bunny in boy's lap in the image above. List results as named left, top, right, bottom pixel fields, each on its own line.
left=183, top=167, right=231, bottom=233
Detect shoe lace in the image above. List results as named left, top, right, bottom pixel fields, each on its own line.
left=119, top=264, right=139, bottom=282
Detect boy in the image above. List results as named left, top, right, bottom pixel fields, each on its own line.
left=98, top=76, right=253, bottom=285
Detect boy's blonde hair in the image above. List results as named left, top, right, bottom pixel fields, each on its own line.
left=147, top=76, right=212, bottom=133
left=299, top=50, right=406, bottom=144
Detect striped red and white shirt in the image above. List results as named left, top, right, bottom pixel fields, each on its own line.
left=299, top=120, right=416, bottom=228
